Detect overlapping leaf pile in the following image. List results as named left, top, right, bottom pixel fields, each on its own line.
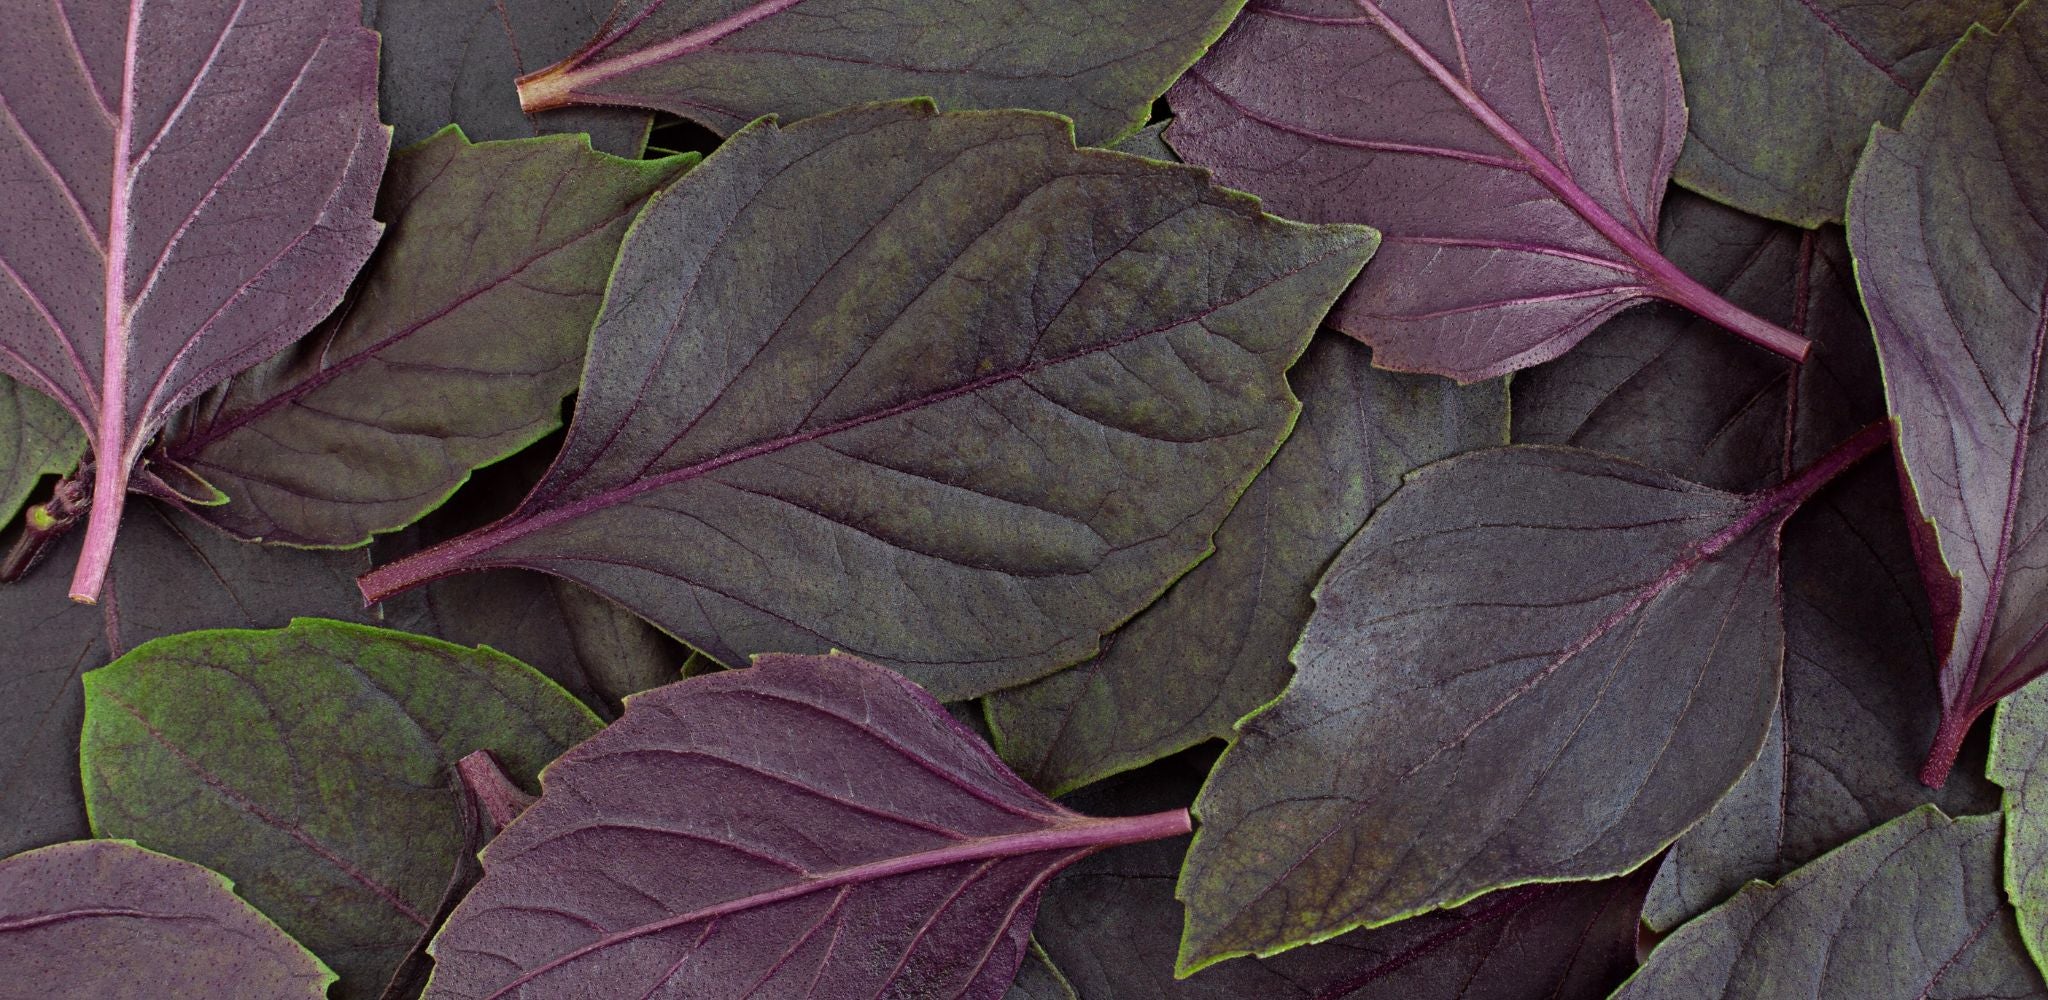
left=2, top=1, right=2046, bottom=997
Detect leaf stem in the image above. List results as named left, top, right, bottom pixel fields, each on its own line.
left=69, top=456, right=128, bottom=603
left=1647, top=265, right=1813, bottom=363
left=1921, top=709, right=1973, bottom=789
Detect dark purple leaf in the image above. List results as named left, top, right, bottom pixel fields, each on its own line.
left=360, top=100, right=1376, bottom=700
left=0, top=0, right=388, bottom=600
left=0, top=839, right=333, bottom=999
left=422, top=652, right=1191, bottom=1000
left=1163, top=0, right=1813, bottom=380
left=1613, top=808, right=2043, bottom=998
left=1006, top=943, right=1078, bottom=1000
left=364, top=0, right=650, bottom=156
left=510, top=0, right=1244, bottom=146
left=1175, top=426, right=1889, bottom=971
left=1848, top=2, right=2048, bottom=785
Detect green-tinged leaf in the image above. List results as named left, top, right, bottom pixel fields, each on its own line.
left=1110, top=121, right=1177, bottom=161
left=513, top=0, right=1246, bottom=146
left=1656, top=0, right=2013, bottom=225
left=159, top=131, right=693, bottom=548
left=1008, top=942, right=1079, bottom=1000
left=0, top=503, right=376, bottom=857
left=1991, top=680, right=2048, bottom=975
left=364, top=0, right=650, bottom=155
left=0, top=840, right=334, bottom=999
left=1613, top=808, right=2044, bottom=997
left=0, top=375, right=82, bottom=527
left=985, top=334, right=1507, bottom=794
left=81, top=619, right=602, bottom=1000
left=362, top=100, right=1378, bottom=700
left=1175, top=431, right=1889, bottom=972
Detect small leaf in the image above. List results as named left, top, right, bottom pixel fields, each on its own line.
left=1165, top=0, right=1812, bottom=379
left=1654, top=0, right=2013, bottom=225
left=1007, top=942, right=1078, bottom=1000
left=985, top=333, right=1507, bottom=794
left=422, top=652, right=1191, bottom=1000
left=1110, top=121, right=1178, bottom=162
left=1175, top=428, right=1888, bottom=971
left=81, top=619, right=602, bottom=1000
left=1613, top=807, right=2044, bottom=998
left=1848, top=1, right=2048, bottom=785
left=361, top=100, right=1377, bottom=700
left=0, top=0, right=389, bottom=599
left=511, top=0, right=1245, bottom=146
left=0, top=839, right=334, bottom=999
left=158, top=130, right=693, bottom=548
left=1991, top=679, right=2048, bottom=976
left=364, top=0, right=650, bottom=155
left=0, top=374, right=84, bottom=527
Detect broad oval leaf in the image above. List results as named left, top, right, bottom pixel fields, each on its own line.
left=365, top=0, right=649, bottom=156
left=0, top=374, right=83, bottom=527
left=422, top=652, right=1191, bottom=1000
left=157, top=130, right=693, bottom=547
left=1849, top=1, right=2048, bottom=785
left=0, top=0, right=389, bottom=599
left=1612, top=807, right=2044, bottom=998
left=1164, top=0, right=1811, bottom=380
left=360, top=100, right=1378, bottom=699
left=1656, top=0, right=2012, bottom=226
left=984, top=333, right=1507, bottom=795
left=1175, top=433, right=1888, bottom=972
left=511, top=0, right=1244, bottom=146
left=0, top=839, right=333, bottom=999
left=81, top=619, right=602, bottom=1000
left=1991, top=679, right=2048, bottom=975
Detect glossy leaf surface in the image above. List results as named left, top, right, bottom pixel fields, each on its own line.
left=423, top=652, right=1190, bottom=1000
left=0, top=0, right=388, bottom=598
left=82, top=619, right=601, bottom=999
left=0, top=375, right=83, bottom=526
left=1613, top=808, right=2043, bottom=998
left=1165, top=0, right=1809, bottom=380
left=159, top=130, right=691, bottom=547
left=362, top=101, right=1376, bottom=700
left=985, top=333, right=1507, bottom=794
left=365, top=0, right=650, bottom=156
left=0, top=839, right=333, bottom=999
left=1655, top=0, right=2011, bottom=225
left=1849, top=2, right=2048, bottom=785
left=1176, top=432, right=1887, bottom=971
left=513, top=0, right=1244, bottom=146
left=1991, top=679, right=2048, bottom=975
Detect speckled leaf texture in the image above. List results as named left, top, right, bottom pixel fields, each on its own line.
left=1513, top=191, right=1997, bottom=929
left=157, top=131, right=693, bottom=547
left=1164, top=0, right=1812, bottom=381
left=984, top=333, right=1507, bottom=795
left=1174, top=433, right=1891, bottom=973
left=0, top=503, right=375, bottom=859
left=1849, top=1, right=2048, bottom=786
left=0, top=0, right=388, bottom=600
left=422, top=652, right=1191, bottom=1000
left=80, top=620, right=602, bottom=1000
left=1990, top=680, right=2048, bottom=975
left=0, top=840, right=333, bottom=999
left=364, top=0, right=650, bottom=156
left=0, top=373, right=83, bottom=524
left=1614, top=808, right=2044, bottom=998
left=361, top=100, right=1377, bottom=700
left=1655, top=0, right=2013, bottom=226
left=511, top=0, right=1245, bottom=146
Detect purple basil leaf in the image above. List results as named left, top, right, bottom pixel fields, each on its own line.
left=0, top=839, right=334, bottom=999
left=81, top=619, right=602, bottom=1000
left=1613, top=807, right=2044, bottom=997
left=1849, top=2, right=2048, bottom=786
left=0, top=0, right=389, bottom=600
left=155, top=130, right=692, bottom=548
left=0, top=502, right=376, bottom=857
left=984, top=333, right=1507, bottom=795
left=0, top=374, right=84, bottom=528
left=1163, top=0, right=1813, bottom=380
left=1654, top=0, right=2014, bottom=226
left=1007, top=943, right=1079, bottom=1000
left=360, top=100, right=1376, bottom=700
left=364, top=0, right=651, bottom=156
left=1990, top=676, right=2048, bottom=974
left=421, top=652, right=1191, bottom=1000
left=1175, top=429, right=1889, bottom=971
left=510, top=0, right=1243, bottom=146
